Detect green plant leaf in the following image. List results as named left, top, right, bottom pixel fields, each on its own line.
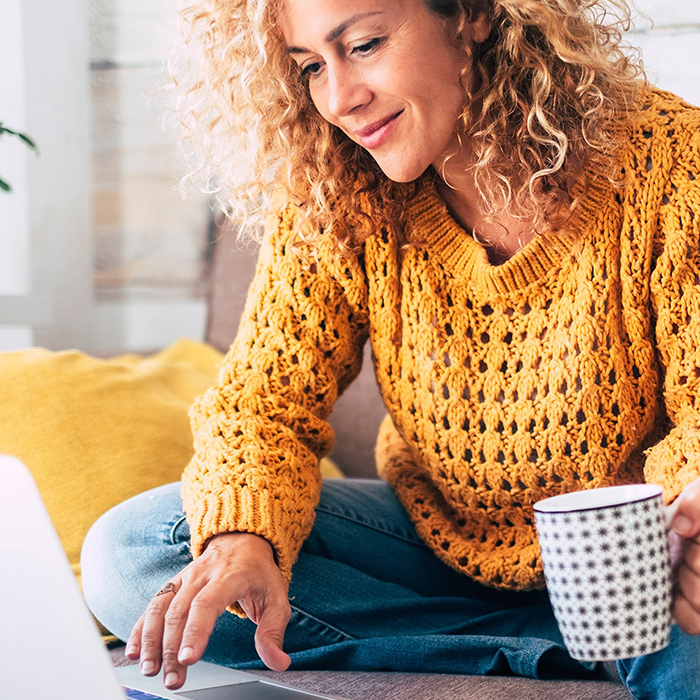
left=1, top=123, right=38, bottom=188
left=18, top=132, right=38, bottom=150
left=0, top=124, right=38, bottom=150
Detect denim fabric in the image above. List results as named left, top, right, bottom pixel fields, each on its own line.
left=617, top=623, right=700, bottom=700
left=81, top=479, right=700, bottom=698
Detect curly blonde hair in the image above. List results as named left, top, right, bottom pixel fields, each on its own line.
left=169, top=0, right=645, bottom=254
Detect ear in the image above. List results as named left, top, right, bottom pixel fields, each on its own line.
left=468, top=12, right=491, bottom=43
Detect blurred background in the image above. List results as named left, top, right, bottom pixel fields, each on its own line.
left=1, top=0, right=699, bottom=355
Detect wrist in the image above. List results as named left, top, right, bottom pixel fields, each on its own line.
left=206, top=531, right=275, bottom=560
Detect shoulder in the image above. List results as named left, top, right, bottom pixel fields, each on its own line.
left=629, top=90, right=700, bottom=270
left=625, top=87, right=700, bottom=161
left=260, top=196, right=370, bottom=293
left=611, top=86, right=700, bottom=209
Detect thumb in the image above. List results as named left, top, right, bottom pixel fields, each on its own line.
left=671, top=477, right=700, bottom=539
left=254, top=598, right=292, bottom=672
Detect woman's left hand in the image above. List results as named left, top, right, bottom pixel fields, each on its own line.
left=669, top=476, right=700, bottom=635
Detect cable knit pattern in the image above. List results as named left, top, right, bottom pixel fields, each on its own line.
left=183, top=88, right=700, bottom=596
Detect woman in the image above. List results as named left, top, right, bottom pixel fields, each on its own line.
left=82, top=0, right=700, bottom=697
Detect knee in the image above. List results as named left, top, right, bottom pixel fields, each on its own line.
left=81, top=500, right=142, bottom=642
left=81, top=482, right=187, bottom=642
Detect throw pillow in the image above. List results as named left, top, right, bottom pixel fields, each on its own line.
left=0, top=338, right=342, bottom=587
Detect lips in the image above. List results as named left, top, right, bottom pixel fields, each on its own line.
left=353, top=110, right=403, bottom=149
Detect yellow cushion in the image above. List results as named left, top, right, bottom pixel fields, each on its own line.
left=0, top=338, right=342, bottom=586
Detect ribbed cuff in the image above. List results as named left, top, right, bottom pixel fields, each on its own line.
left=184, top=484, right=303, bottom=584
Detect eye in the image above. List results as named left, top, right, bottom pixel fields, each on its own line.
left=300, top=60, right=324, bottom=82
left=352, top=37, right=384, bottom=55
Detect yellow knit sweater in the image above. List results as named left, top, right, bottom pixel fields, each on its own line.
left=183, top=88, right=700, bottom=593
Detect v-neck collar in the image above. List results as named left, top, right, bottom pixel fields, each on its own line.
left=404, top=167, right=613, bottom=296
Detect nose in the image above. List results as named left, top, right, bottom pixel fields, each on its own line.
left=326, top=62, right=371, bottom=118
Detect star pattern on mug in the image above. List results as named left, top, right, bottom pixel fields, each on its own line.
left=535, top=497, right=673, bottom=661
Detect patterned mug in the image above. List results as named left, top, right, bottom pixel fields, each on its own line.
left=534, top=484, right=679, bottom=661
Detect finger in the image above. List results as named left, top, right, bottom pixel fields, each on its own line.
left=138, top=590, right=176, bottom=676
left=673, top=588, right=700, bottom=636
left=682, top=539, right=700, bottom=578
left=125, top=615, right=144, bottom=660
left=178, top=590, right=229, bottom=667
left=161, top=582, right=202, bottom=690
left=677, top=562, right=700, bottom=612
left=254, top=595, right=292, bottom=672
left=671, top=477, right=700, bottom=539
left=669, top=530, right=686, bottom=571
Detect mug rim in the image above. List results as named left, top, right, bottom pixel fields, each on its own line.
left=533, top=483, right=662, bottom=514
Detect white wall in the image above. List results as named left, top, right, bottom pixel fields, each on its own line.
left=0, top=0, right=30, bottom=300
left=630, top=0, right=700, bottom=104
left=0, top=0, right=210, bottom=355
left=89, top=0, right=211, bottom=354
left=0, top=0, right=93, bottom=352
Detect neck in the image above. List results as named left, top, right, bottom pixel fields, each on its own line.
left=432, top=161, right=536, bottom=265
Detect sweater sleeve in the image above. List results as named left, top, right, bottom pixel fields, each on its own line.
left=644, top=124, right=700, bottom=502
left=181, top=204, right=369, bottom=581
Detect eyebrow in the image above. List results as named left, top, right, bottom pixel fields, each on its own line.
left=285, top=11, right=382, bottom=54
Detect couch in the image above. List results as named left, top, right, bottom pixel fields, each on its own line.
left=110, top=230, right=630, bottom=698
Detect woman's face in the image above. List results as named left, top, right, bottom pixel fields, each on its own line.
left=281, top=0, right=489, bottom=183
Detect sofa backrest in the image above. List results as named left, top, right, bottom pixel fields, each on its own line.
left=205, top=231, right=386, bottom=479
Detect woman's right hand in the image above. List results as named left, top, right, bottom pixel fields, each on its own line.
left=125, top=531, right=292, bottom=690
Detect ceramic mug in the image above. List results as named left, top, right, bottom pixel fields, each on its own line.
left=534, top=484, right=679, bottom=661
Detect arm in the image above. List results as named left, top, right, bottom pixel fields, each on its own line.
left=644, top=125, right=700, bottom=500
left=129, top=203, right=370, bottom=687
left=643, top=122, right=700, bottom=634
left=183, top=203, right=370, bottom=578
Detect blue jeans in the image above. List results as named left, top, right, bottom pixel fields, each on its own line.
left=82, top=479, right=700, bottom=698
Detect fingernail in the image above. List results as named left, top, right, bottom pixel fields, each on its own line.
left=179, top=646, right=194, bottom=662
left=141, top=660, right=155, bottom=675
left=165, top=672, right=179, bottom=687
left=673, top=514, right=692, bottom=536
left=125, top=646, right=138, bottom=658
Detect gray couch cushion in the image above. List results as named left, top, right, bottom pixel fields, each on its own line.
left=110, top=649, right=629, bottom=699
left=256, top=670, right=630, bottom=700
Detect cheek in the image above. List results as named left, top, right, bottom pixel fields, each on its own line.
left=307, top=86, right=323, bottom=116
left=400, top=52, right=464, bottom=116
left=429, top=75, right=466, bottom=136
left=411, top=80, right=463, bottom=139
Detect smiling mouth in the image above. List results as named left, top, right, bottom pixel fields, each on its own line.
left=355, top=111, right=404, bottom=139
left=353, top=110, right=404, bottom=149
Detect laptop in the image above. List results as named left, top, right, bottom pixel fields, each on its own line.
left=0, top=455, right=346, bottom=700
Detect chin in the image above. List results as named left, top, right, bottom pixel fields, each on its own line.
left=375, top=158, right=429, bottom=184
